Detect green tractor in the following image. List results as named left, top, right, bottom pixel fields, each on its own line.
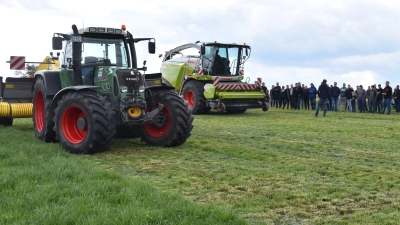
left=160, top=42, right=268, bottom=114
left=31, top=24, right=193, bottom=154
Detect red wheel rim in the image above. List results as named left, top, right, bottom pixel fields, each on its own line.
left=34, top=91, right=44, bottom=132
left=184, top=90, right=195, bottom=108
left=143, top=104, right=171, bottom=137
left=61, top=106, right=87, bottom=144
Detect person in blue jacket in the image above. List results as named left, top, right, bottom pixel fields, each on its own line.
left=308, top=83, right=317, bottom=110
left=315, top=79, right=330, bottom=117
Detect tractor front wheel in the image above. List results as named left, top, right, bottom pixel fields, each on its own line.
left=141, top=90, right=193, bottom=147
left=53, top=90, right=116, bottom=154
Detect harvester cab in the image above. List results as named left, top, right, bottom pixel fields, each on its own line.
left=160, top=42, right=268, bottom=114
left=27, top=24, right=193, bottom=154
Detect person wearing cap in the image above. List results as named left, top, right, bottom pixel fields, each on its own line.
left=315, top=79, right=330, bottom=117
left=368, top=85, right=377, bottom=113
left=376, top=84, right=383, bottom=112
left=381, top=81, right=392, bottom=115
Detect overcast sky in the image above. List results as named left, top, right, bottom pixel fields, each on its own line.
left=1, top=0, right=400, bottom=89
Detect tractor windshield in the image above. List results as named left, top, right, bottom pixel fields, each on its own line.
left=203, top=45, right=248, bottom=76
left=81, top=37, right=128, bottom=66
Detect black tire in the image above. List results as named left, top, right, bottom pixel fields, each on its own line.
left=33, top=76, right=56, bottom=142
left=182, top=80, right=210, bottom=114
left=53, top=90, right=117, bottom=154
left=141, top=90, right=193, bottom=147
left=262, top=102, right=269, bottom=111
left=0, top=117, right=13, bottom=126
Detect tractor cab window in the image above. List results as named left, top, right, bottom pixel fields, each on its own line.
left=81, top=37, right=128, bottom=67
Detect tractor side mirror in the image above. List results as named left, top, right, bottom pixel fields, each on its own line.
left=200, top=45, right=205, bottom=55
left=245, top=48, right=249, bottom=56
left=52, top=37, right=63, bottom=50
left=148, top=42, right=155, bottom=54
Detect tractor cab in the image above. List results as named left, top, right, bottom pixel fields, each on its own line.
left=62, top=36, right=129, bottom=85
left=200, top=43, right=250, bottom=76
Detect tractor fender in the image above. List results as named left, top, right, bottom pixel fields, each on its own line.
left=161, top=77, right=174, bottom=88
left=50, top=85, right=100, bottom=110
left=32, top=71, right=62, bottom=97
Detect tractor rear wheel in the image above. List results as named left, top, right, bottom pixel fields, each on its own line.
left=33, top=76, right=56, bottom=142
left=141, top=90, right=193, bottom=147
left=182, top=80, right=210, bottom=114
left=53, top=90, right=116, bottom=154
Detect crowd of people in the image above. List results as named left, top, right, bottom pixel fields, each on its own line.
left=261, top=80, right=400, bottom=116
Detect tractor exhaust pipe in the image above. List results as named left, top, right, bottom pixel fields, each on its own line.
left=71, top=24, right=83, bottom=86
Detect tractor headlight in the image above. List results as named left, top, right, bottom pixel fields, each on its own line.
left=139, top=86, right=145, bottom=93
left=120, top=86, right=128, bottom=93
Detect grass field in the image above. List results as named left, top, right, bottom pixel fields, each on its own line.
left=1, top=107, right=400, bottom=224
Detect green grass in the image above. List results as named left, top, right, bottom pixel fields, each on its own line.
left=1, top=108, right=400, bottom=224
left=0, top=120, right=245, bottom=225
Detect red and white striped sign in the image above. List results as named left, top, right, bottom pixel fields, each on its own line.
left=239, top=69, right=244, bottom=75
left=218, top=82, right=258, bottom=90
left=212, top=77, right=262, bottom=91
left=255, top=77, right=262, bottom=87
left=198, top=69, right=204, bottom=75
left=212, top=76, right=219, bottom=86
left=10, top=56, right=25, bottom=70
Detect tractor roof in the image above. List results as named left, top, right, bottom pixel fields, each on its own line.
left=68, top=27, right=127, bottom=36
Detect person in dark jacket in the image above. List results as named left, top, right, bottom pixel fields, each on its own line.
left=357, top=85, right=367, bottom=113
left=329, top=82, right=340, bottom=111
left=344, top=84, right=354, bottom=112
left=273, top=82, right=281, bottom=108
left=376, top=84, right=383, bottom=112
left=281, top=85, right=290, bottom=109
left=315, top=79, right=330, bottom=117
left=381, top=81, right=392, bottom=115
left=367, top=85, right=377, bottom=113
left=303, top=86, right=310, bottom=109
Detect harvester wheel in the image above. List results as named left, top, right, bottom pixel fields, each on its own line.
left=261, top=102, right=269, bottom=111
left=182, top=80, right=210, bottom=114
left=141, top=90, right=193, bottom=147
left=217, top=103, right=226, bottom=113
left=0, top=117, right=13, bottom=126
left=33, top=76, right=56, bottom=142
left=53, top=90, right=116, bottom=154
